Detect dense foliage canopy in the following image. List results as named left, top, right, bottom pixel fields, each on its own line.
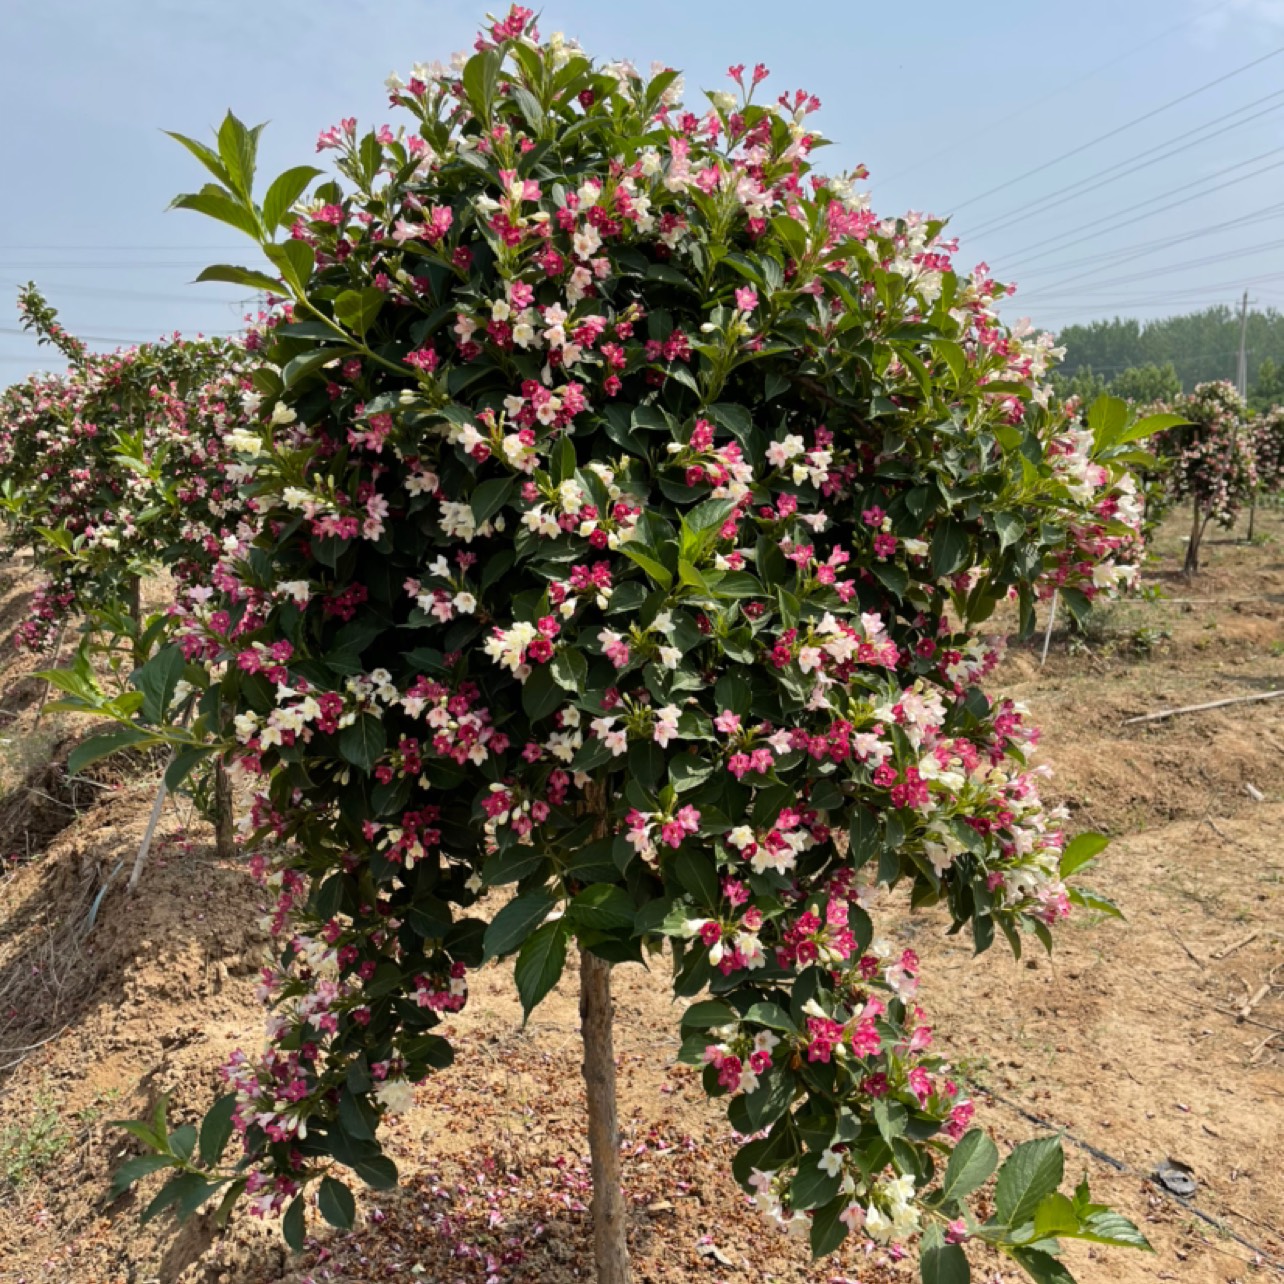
left=15, top=10, right=1166, bottom=1280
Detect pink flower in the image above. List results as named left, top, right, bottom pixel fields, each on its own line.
left=734, top=287, right=758, bottom=313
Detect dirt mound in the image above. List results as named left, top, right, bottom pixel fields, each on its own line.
left=1, top=514, right=1283, bottom=1284
left=0, top=778, right=268, bottom=1284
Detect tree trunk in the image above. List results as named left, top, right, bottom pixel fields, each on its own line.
left=213, top=759, right=235, bottom=861
left=1248, top=489, right=1258, bottom=542
left=579, top=946, right=631, bottom=1284
left=127, top=574, right=144, bottom=665
left=1184, top=499, right=1204, bottom=576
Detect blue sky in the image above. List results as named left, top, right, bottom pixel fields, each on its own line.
left=3, top=0, right=1284, bottom=378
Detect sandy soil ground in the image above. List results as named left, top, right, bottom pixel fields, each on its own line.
left=0, top=512, right=1280, bottom=1284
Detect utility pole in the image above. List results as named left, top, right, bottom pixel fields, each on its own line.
left=1237, top=289, right=1261, bottom=540
left=1236, top=288, right=1250, bottom=401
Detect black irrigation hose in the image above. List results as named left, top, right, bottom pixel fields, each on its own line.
left=965, top=1076, right=1284, bottom=1274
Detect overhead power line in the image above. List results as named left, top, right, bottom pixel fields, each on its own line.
left=950, top=42, right=1284, bottom=214
left=0, top=261, right=224, bottom=271
left=1010, top=271, right=1284, bottom=316
left=872, top=0, right=1239, bottom=190
left=961, top=88, right=1284, bottom=239
left=0, top=324, right=240, bottom=344
left=3, top=245, right=245, bottom=253
left=1018, top=236, right=1284, bottom=301
left=1013, top=197, right=1284, bottom=280
left=999, top=150, right=1284, bottom=272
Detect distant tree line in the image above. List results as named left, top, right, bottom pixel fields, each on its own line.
left=1050, top=305, right=1284, bottom=412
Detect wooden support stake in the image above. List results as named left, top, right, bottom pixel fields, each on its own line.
left=1040, top=591, right=1058, bottom=668
left=1122, top=689, right=1284, bottom=726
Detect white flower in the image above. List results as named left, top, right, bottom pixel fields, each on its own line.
left=375, top=1078, right=416, bottom=1114
left=819, top=1148, right=844, bottom=1178
left=653, top=704, right=681, bottom=748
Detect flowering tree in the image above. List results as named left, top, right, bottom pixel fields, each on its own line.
left=0, top=286, right=254, bottom=656
left=97, top=11, right=1162, bottom=1282
left=1158, top=381, right=1254, bottom=574
left=0, top=286, right=260, bottom=855
left=1246, top=404, right=1284, bottom=540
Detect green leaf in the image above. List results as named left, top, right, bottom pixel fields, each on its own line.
left=1111, top=411, right=1189, bottom=448
left=282, top=1194, right=306, bottom=1250
left=873, top=1098, right=907, bottom=1143
left=170, top=189, right=261, bottom=240
left=471, top=476, right=513, bottom=526
left=349, top=1151, right=398, bottom=1189
left=281, top=346, right=343, bottom=389
left=742, top=1001, right=797, bottom=1032
left=262, top=165, right=323, bottom=232
left=483, top=889, right=556, bottom=962
left=1076, top=1210, right=1153, bottom=1250
left=135, top=645, right=186, bottom=724
left=166, top=744, right=216, bottom=791
left=339, top=1090, right=378, bottom=1141
left=522, top=663, right=563, bottom=722
left=1087, top=395, right=1129, bottom=451
left=551, top=648, right=588, bottom=692
left=569, top=884, right=635, bottom=932
left=669, top=755, right=714, bottom=793
left=514, top=919, right=569, bottom=1018
left=1032, top=1191, right=1080, bottom=1239
left=994, top=1137, right=1065, bottom=1230
left=1007, top=1247, right=1077, bottom=1284
left=168, top=1124, right=197, bottom=1162
left=680, top=999, right=736, bottom=1029
left=68, top=726, right=149, bottom=776
left=196, top=1094, right=237, bottom=1167
left=195, top=263, right=284, bottom=293
left=620, top=545, right=673, bottom=590
left=932, top=339, right=967, bottom=383
left=111, top=1153, right=175, bottom=1198
left=1067, top=887, right=1124, bottom=919
left=931, top=519, right=970, bottom=579
left=848, top=807, right=880, bottom=868
left=809, top=1194, right=850, bottom=1257
left=994, top=511, right=1024, bottom=550
left=333, top=287, right=385, bottom=339
left=217, top=110, right=262, bottom=202
left=338, top=714, right=386, bottom=772
left=789, top=1152, right=840, bottom=1211
left=939, top=1128, right=999, bottom=1203
left=744, top=1066, right=794, bottom=1130
left=921, top=1242, right=971, bottom=1284
left=1059, top=832, right=1109, bottom=878
left=265, top=238, right=316, bottom=293
left=317, top=1176, right=356, bottom=1229
left=672, top=849, right=719, bottom=909
left=165, top=130, right=234, bottom=188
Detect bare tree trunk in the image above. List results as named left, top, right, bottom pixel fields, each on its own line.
left=213, top=759, right=235, bottom=861
left=579, top=947, right=631, bottom=1284
left=126, top=573, right=142, bottom=626
left=127, top=574, right=144, bottom=666
left=1184, top=499, right=1204, bottom=576
left=1248, top=489, right=1258, bottom=542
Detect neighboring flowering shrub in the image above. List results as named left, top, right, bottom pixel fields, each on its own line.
left=1158, top=381, right=1254, bottom=573
left=1251, top=404, right=1284, bottom=499
left=0, top=286, right=257, bottom=650
left=96, top=11, right=1155, bottom=1280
